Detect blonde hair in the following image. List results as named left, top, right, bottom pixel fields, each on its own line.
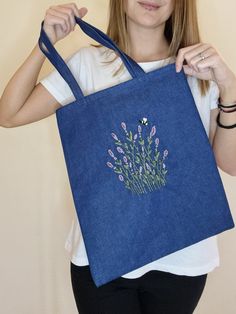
left=92, top=0, right=210, bottom=96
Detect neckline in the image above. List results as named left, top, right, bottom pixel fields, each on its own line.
left=137, top=57, right=174, bottom=64
left=101, top=46, right=175, bottom=65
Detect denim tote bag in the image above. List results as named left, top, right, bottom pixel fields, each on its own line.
left=38, top=16, right=235, bottom=287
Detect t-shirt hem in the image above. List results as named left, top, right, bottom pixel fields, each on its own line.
left=121, top=258, right=220, bottom=278
left=68, top=253, right=220, bottom=278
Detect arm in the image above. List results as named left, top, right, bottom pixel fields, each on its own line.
left=176, top=43, right=236, bottom=176
left=0, top=44, right=61, bottom=128
left=0, top=3, right=87, bottom=128
left=209, top=80, right=236, bottom=176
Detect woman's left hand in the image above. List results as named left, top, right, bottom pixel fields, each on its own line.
left=175, top=43, right=236, bottom=97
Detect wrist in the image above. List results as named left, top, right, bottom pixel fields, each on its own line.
left=218, top=77, right=236, bottom=105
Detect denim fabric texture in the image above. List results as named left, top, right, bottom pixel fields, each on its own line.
left=38, top=17, right=235, bottom=287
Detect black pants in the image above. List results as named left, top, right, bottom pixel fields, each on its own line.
left=70, top=262, right=208, bottom=314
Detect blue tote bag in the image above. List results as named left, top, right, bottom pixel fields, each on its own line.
left=38, top=16, right=235, bottom=287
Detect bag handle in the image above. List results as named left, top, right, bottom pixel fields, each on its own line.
left=38, top=16, right=146, bottom=102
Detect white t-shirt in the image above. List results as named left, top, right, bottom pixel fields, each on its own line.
left=40, top=45, right=220, bottom=279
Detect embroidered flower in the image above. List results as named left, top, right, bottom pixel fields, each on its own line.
left=155, top=138, right=159, bottom=146
left=107, top=121, right=169, bottom=195
left=117, top=147, right=124, bottom=154
left=164, top=149, right=168, bottom=157
left=150, top=126, right=156, bottom=138
left=111, top=133, right=119, bottom=141
left=118, top=175, right=124, bottom=181
left=108, top=149, right=115, bottom=158
left=106, top=162, right=113, bottom=168
left=121, top=122, right=127, bottom=131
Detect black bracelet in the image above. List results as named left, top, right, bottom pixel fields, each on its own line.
left=216, top=111, right=236, bottom=129
left=218, top=102, right=236, bottom=109
left=219, top=107, right=236, bottom=113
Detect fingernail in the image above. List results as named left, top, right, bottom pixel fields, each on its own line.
left=176, top=65, right=180, bottom=72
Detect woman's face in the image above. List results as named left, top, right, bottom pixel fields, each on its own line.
left=124, top=0, right=174, bottom=29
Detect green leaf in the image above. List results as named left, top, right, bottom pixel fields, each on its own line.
left=147, top=137, right=152, bottom=144
left=129, top=131, right=133, bottom=141
left=114, top=169, right=122, bottom=174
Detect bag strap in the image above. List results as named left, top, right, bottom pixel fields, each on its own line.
left=38, top=16, right=145, bottom=102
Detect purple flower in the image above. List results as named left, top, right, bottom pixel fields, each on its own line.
left=121, top=122, right=127, bottom=131
left=138, top=125, right=142, bottom=133
left=163, top=163, right=166, bottom=169
left=118, top=175, right=124, bottom=181
left=150, top=125, right=156, bottom=138
left=163, top=150, right=168, bottom=157
left=134, top=133, right=138, bottom=140
left=129, top=162, right=132, bottom=168
left=155, top=138, right=159, bottom=146
left=117, top=147, right=124, bottom=154
left=123, top=156, right=128, bottom=163
left=108, top=149, right=115, bottom=158
left=139, top=166, right=143, bottom=174
left=106, top=162, right=113, bottom=168
left=111, top=132, right=119, bottom=141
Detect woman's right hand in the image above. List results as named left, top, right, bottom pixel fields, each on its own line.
left=42, top=3, right=88, bottom=44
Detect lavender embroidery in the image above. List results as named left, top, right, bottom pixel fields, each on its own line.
left=106, top=120, right=169, bottom=195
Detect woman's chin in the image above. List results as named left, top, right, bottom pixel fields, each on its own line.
left=135, top=17, right=162, bottom=29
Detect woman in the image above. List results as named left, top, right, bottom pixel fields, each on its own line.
left=0, top=1, right=236, bottom=313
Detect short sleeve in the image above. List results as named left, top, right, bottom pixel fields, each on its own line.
left=209, top=80, right=220, bottom=110
left=39, top=47, right=85, bottom=106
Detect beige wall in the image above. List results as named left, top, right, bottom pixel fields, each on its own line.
left=0, top=1, right=235, bottom=313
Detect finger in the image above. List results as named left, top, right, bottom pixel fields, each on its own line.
left=45, top=13, right=68, bottom=32
left=57, top=6, right=77, bottom=30
left=175, top=43, right=203, bottom=72
left=47, top=8, right=71, bottom=32
left=195, top=54, right=219, bottom=72
left=65, top=3, right=88, bottom=18
left=185, top=46, right=214, bottom=72
left=183, top=64, right=211, bottom=80
left=78, top=7, right=88, bottom=18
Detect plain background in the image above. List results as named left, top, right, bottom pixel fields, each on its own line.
left=0, top=0, right=235, bottom=313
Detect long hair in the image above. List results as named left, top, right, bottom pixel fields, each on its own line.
left=92, top=0, right=209, bottom=96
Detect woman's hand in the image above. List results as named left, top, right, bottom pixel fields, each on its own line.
left=43, top=3, right=88, bottom=45
left=175, top=43, right=236, bottom=100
